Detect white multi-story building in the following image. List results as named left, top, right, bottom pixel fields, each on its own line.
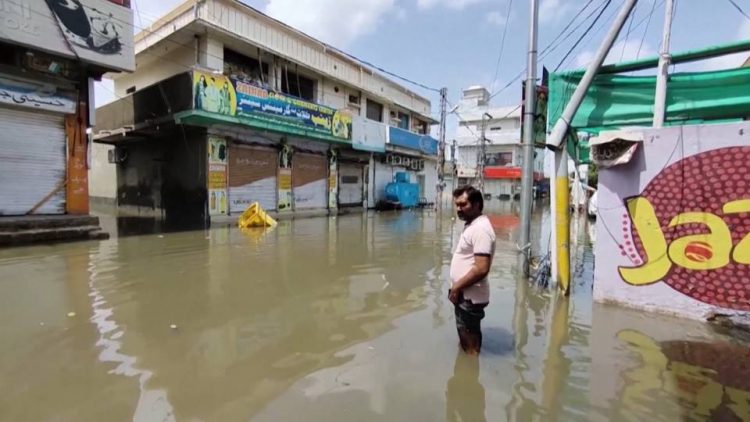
left=454, top=86, right=545, bottom=199
left=91, top=0, right=439, bottom=221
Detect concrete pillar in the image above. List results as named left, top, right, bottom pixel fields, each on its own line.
left=198, top=35, right=224, bottom=72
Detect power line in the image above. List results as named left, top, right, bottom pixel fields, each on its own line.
left=638, top=0, right=658, bottom=59
left=727, top=0, right=750, bottom=20
left=488, top=0, right=603, bottom=100
left=489, top=0, right=515, bottom=93
left=620, top=1, right=637, bottom=62
left=539, top=0, right=605, bottom=62
left=557, top=0, right=621, bottom=71
left=555, top=0, right=613, bottom=72
left=26, top=2, right=441, bottom=99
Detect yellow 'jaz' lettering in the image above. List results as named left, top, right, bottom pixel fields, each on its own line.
left=619, top=197, right=671, bottom=285
left=620, top=196, right=750, bottom=285
left=667, top=213, right=731, bottom=271
left=723, top=199, right=750, bottom=264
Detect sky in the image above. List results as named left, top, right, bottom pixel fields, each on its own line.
left=97, top=0, right=750, bottom=139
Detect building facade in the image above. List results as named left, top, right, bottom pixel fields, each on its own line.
left=0, top=0, right=134, bottom=217
left=454, top=86, right=544, bottom=199
left=91, top=0, right=438, bottom=223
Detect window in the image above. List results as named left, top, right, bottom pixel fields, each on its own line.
left=485, top=152, right=513, bottom=166
left=414, top=119, right=428, bottom=135
left=223, top=49, right=269, bottom=85
left=0, top=43, right=16, bottom=66
left=366, top=99, right=383, bottom=122
left=281, top=68, right=316, bottom=101
left=341, top=175, right=359, bottom=184
left=348, top=94, right=360, bottom=105
left=397, top=112, right=410, bottom=130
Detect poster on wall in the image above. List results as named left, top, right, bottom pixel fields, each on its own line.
left=194, top=71, right=237, bottom=116
left=207, top=136, right=228, bottom=216
left=0, top=0, right=135, bottom=72
left=328, top=150, right=338, bottom=209
left=594, top=122, right=750, bottom=319
left=278, top=144, right=293, bottom=211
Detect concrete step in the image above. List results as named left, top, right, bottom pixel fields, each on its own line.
left=0, top=225, right=110, bottom=246
left=0, top=215, right=100, bottom=232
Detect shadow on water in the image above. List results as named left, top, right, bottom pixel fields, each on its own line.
left=481, top=327, right=515, bottom=356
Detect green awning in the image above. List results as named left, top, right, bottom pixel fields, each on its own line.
left=173, top=110, right=353, bottom=146
left=548, top=67, right=750, bottom=134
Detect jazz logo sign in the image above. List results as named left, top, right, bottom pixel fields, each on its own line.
left=617, top=147, right=750, bottom=311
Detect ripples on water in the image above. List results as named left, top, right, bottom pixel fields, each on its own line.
left=0, top=204, right=748, bottom=421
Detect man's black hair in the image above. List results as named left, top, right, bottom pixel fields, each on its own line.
left=452, top=185, right=484, bottom=211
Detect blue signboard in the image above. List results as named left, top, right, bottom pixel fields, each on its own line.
left=388, top=126, right=438, bottom=155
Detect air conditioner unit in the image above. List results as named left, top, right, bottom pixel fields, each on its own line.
left=402, top=157, right=411, bottom=168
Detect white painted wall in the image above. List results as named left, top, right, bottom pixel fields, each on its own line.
left=115, top=43, right=197, bottom=97
left=131, top=0, right=432, bottom=119
left=89, top=143, right=117, bottom=200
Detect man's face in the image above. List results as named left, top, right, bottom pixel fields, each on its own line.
left=454, top=193, right=478, bottom=221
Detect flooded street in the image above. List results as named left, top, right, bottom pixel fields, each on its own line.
left=1, top=204, right=749, bottom=421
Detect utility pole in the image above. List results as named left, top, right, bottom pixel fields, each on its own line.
left=653, top=0, right=674, bottom=128
left=546, top=0, right=638, bottom=295
left=518, top=0, right=539, bottom=275
left=436, top=87, right=448, bottom=211
left=451, top=139, right=457, bottom=193
left=477, top=112, right=491, bottom=191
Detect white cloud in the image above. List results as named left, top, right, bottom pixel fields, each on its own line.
left=573, top=40, right=657, bottom=69
left=417, top=0, right=487, bottom=10
left=486, top=11, right=508, bottom=27
left=265, top=0, right=397, bottom=48
left=539, top=0, right=573, bottom=24
left=699, top=20, right=750, bottom=71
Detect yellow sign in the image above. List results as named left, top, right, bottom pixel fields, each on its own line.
left=194, top=71, right=237, bottom=116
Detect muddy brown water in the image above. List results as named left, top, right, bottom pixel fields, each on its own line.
left=1, top=203, right=748, bottom=421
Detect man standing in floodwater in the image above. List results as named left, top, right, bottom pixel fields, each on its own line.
left=449, top=186, right=496, bottom=355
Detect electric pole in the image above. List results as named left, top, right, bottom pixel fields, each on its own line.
left=518, top=0, right=539, bottom=274
left=653, top=0, right=674, bottom=128
left=477, top=113, right=490, bottom=191
left=436, top=87, right=448, bottom=211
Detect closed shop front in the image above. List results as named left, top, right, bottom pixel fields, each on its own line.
left=0, top=107, right=66, bottom=215
left=293, top=153, right=327, bottom=209
left=338, top=163, right=364, bottom=206
left=228, top=144, right=277, bottom=213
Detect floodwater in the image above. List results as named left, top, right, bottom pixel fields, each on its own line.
left=1, top=203, right=749, bottom=421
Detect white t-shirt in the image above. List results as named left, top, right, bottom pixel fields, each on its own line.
left=449, top=215, right=496, bottom=304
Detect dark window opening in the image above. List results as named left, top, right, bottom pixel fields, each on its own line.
left=397, top=111, right=410, bottom=130
left=342, top=175, right=359, bottom=184
left=0, top=43, right=17, bottom=66
left=224, top=48, right=269, bottom=86
left=366, top=99, right=383, bottom=122
left=485, top=152, right=513, bottom=166
left=281, top=68, right=315, bottom=101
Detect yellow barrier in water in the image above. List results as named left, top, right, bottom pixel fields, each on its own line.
left=238, top=202, right=277, bottom=228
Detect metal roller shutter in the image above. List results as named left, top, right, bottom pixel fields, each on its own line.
left=293, top=153, right=327, bottom=209
left=0, top=107, right=66, bottom=215
left=228, top=144, right=277, bottom=213
left=338, top=163, right=364, bottom=206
